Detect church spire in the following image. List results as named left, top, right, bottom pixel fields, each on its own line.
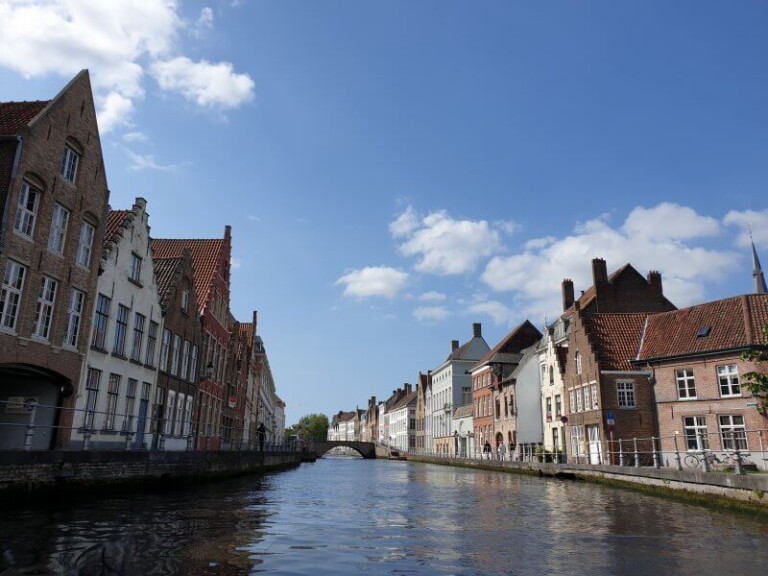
left=751, top=228, right=767, bottom=294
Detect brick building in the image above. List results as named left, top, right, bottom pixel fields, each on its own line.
left=0, top=71, right=109, bottom=449
left=561, top=258, right=677, bottom=464
left=632, top=294, right=768, bottom=469
left=153, top=247, right=203, bottom=450
left=152, top=227, right=233, bottom=450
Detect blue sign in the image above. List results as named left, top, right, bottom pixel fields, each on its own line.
left=606, top=411, right=615, bottom=425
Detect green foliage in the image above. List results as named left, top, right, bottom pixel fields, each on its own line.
left=292, top=413, right=329, bottom=441
left=741, top=324, right=768, bottom=416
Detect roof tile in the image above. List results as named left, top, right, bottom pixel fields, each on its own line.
left=0, top=101, right=49, bottom=135
left=584, top=313, right=649, bottom=370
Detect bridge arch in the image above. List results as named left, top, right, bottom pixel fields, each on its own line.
left=311, top=440, right=376, bottom=459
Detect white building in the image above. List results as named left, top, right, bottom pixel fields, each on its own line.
left=388, top=385, right=417, bottom=453
left=451, top=403, right=474, bottom=458
left=510, top=346, right=545, bottom=461
left=538, top=317, right=569, bottom=461
left=73, top=198, right=164, bottom=449
left=430, top=323, right=489, bottom=455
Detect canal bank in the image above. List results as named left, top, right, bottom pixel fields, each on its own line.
left=0, top=450, right=305, bottom=494
left=409, top=454, right=768, bottom=510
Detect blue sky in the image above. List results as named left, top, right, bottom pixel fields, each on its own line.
left=2, top=1, right=767, bottom=424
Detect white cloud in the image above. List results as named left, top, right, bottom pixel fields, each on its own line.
left=494, top=219, right=521, bottom=236
left=198, top=7, right=214, bottom=29
left=723, top=209, right=768, bottom=249
left=122, top=131, right=148, bottom=143
left=466, top=299, right=517, bottom=326
left=125, top=149, right=189, bottom=172
left=389, top=205, right=419, bottom=238
left=246, top=214, right=261, bottom=222
left=482, top=203, right=739, bottom=320
left=418, top=291, right=447, bottom=302
left=392, top=207, right=501, bottom=275
left=414, top=306, right=450, bottom=323
left=336, top=266, right=408, bottom=299
left=0, top=0, right=253, bottom=132
left=151, top=57, right=255, bottom=109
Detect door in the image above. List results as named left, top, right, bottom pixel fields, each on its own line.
left=135, top=399, right=148, bottom=449
left=587, top=425, right=601, bottom=464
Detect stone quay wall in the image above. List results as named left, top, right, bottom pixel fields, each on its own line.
left=0, top=450, right=302, bottom=493
left=410, top=455, right=768, bottom=508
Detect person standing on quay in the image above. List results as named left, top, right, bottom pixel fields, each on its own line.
left=257, top=423, right=266, bottom=451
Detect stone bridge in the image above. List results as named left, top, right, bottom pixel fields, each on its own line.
left=310, top=440, right=377, bottom=459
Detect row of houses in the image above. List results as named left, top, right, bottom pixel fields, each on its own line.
left=331, top=255, right=768, bottom=469
left=0, top=71, right=285, bottom=451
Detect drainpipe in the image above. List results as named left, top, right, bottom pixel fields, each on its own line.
left=0, top=136, right=23, bottom=253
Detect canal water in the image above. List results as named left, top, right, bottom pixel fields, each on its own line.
left=1, top=458, right=767, bottom=575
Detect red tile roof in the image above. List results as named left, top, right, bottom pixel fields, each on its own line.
left=153, top=257, right=182, bottom=308
left=476, top=320, right=542, bottom=366
left=152, top=238, right=225, bottom=315
left=583, top=313, right=650, bottom=371
left=636, top=294, right=768, bottom=361
left=0, top=101, right=49, bottom=135
left=104, top=210, right=132, bottom=247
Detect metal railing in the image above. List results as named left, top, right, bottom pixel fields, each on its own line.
left=0, top=399, right=304, bottom=453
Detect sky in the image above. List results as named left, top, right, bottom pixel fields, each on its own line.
left=1, top=1, right=767, bottom=425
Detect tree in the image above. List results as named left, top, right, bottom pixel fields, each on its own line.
left=742, top=324, right=768, bottom=416
left=292, top=413, right=329, bottom=441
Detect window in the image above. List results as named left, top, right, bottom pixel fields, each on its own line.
left=590, top=384, right=598, bottom=410
left=165, top=390, right=176, bottom=435
left=154, top=387, right=165, bottom=434
left=113, top=305, right=129, bottom=356
left=181, top=340, right=190, bottom=380
left=545, top=397, right=552, bottom=421
left=123, top=378, right=137, bottom=432
left=719, top=415, right=747, bottom=451
left=60, top=145, right=79, bottom=182
left=683, top=416, right=709, bottom=451
left=0, top=261, right=27, bottom=331
left=181, top=289, right=189, bottom=312
left=570, top=425, right=584, bottom=456
left=48, top=203, right=70, bottom=254
left=160, top=329, right=171, bottom=371
left=555, top=394, right=562, bottom=417
left=569, top=390, right=576, bottom=413
left=575, top=351, right=582, bottom=374
left=65, top=288, right=85, bottom=348
left=495, top=399, right=501, bottom=419
left=676, top=369, right=696, bottom=399
left=174, top=394, right=185, bottom=436
left=583, top=387, right=591, bottom=411
left=104, top=374, right=120, bottom=429
left=183, top=395, right=193, bottom=436
left=32, top=276, right=57, bottom=340
left=91, top=293, right=110, bottom=349
left=83, top=367, right=101, bottom=429
left=617, top=381, right=635, bottom=408
left=129, top=253, right=142, bottom=284
left=171, top=334, right=181, bottom=376
left=549, top=366, right=554, bottom=386
left=127, top=313, right=144, bottom=363
left=717, top=365, right=740, bottom=397
left=576, top=388, right=583, bottom=412
left=76, top=222, right=95, bottom=268
left=145, top=321, right=158, bottom=366
left=13, top=182, right=40, bottom=238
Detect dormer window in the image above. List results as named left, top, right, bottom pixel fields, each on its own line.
left=60, top=145, right=80, bottom=183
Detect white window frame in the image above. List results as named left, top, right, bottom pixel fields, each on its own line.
left=48, top=202, right=70, bottom=255
left=104, top=373, right=120, bottom=430
left=719, top=415, right=747, bottom=451
left=0, top=260, right=27, bottom=332
left=576, top=388, right=583, bottom=412
left=590, top=384, right=598, bottom=410
left=583, top=386, right=591, bottom=411
left=165, top=390, right=176, bottom=435
left=123, top=378, right=138, bottom=432
left=91, top=293, right=110, bottom=349
left=683, top=416, right=709, bottom=451
left=181, top=339, right=190, bottom=380
left=171, top=334, right=181, bottom=376
left=83, top=367, right=101, bottom=429
left=65, top=288, right=85, bottom=348
left=189, top=344, right=199, bottom=382
left=76, top=222, right=95, bottom=268
left=676, top=368, right=697, bottom=400
left=617, top=381, right=636, bottom=409
left=60, top=145, right=79, bottom=183
left=32, top=276, right=57, bottom=340
left=160, top=329, right=171, bottom=372
left=183, top=395, right=194, bottom=436
left=13, top=182, right=40, bottom=238
left=717, top=365, right=740, bottom=397
left=181, top=289, right=189, bottom=312
left=129, top=253, right=142, bottom=283
left=130, top=313, right=145, bottom=362
left=113, top=304, right=129, bottom=356
left=174, top=393, right=185, bottom=436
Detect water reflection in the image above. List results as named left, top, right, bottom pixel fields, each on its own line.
left=1, top=459, right=767, bottom=575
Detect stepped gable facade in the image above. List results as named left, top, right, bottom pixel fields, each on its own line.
left=152, top=226, right=233, bottom=450
left=0, top=71, right=109, bottom=449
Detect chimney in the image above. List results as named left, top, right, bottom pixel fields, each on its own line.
left=473, top=323, right=482, bottom=338
left=252, top=310, right=258, bottom=333
left=405, top=383, right=412, bottom=394
left=647, top=270, right=663, bottom=297
left=562, top=279, right=574, bottom=311
left=451, top=340, right=460, bottom=351
left=592, top=258, right=608, bottom=284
